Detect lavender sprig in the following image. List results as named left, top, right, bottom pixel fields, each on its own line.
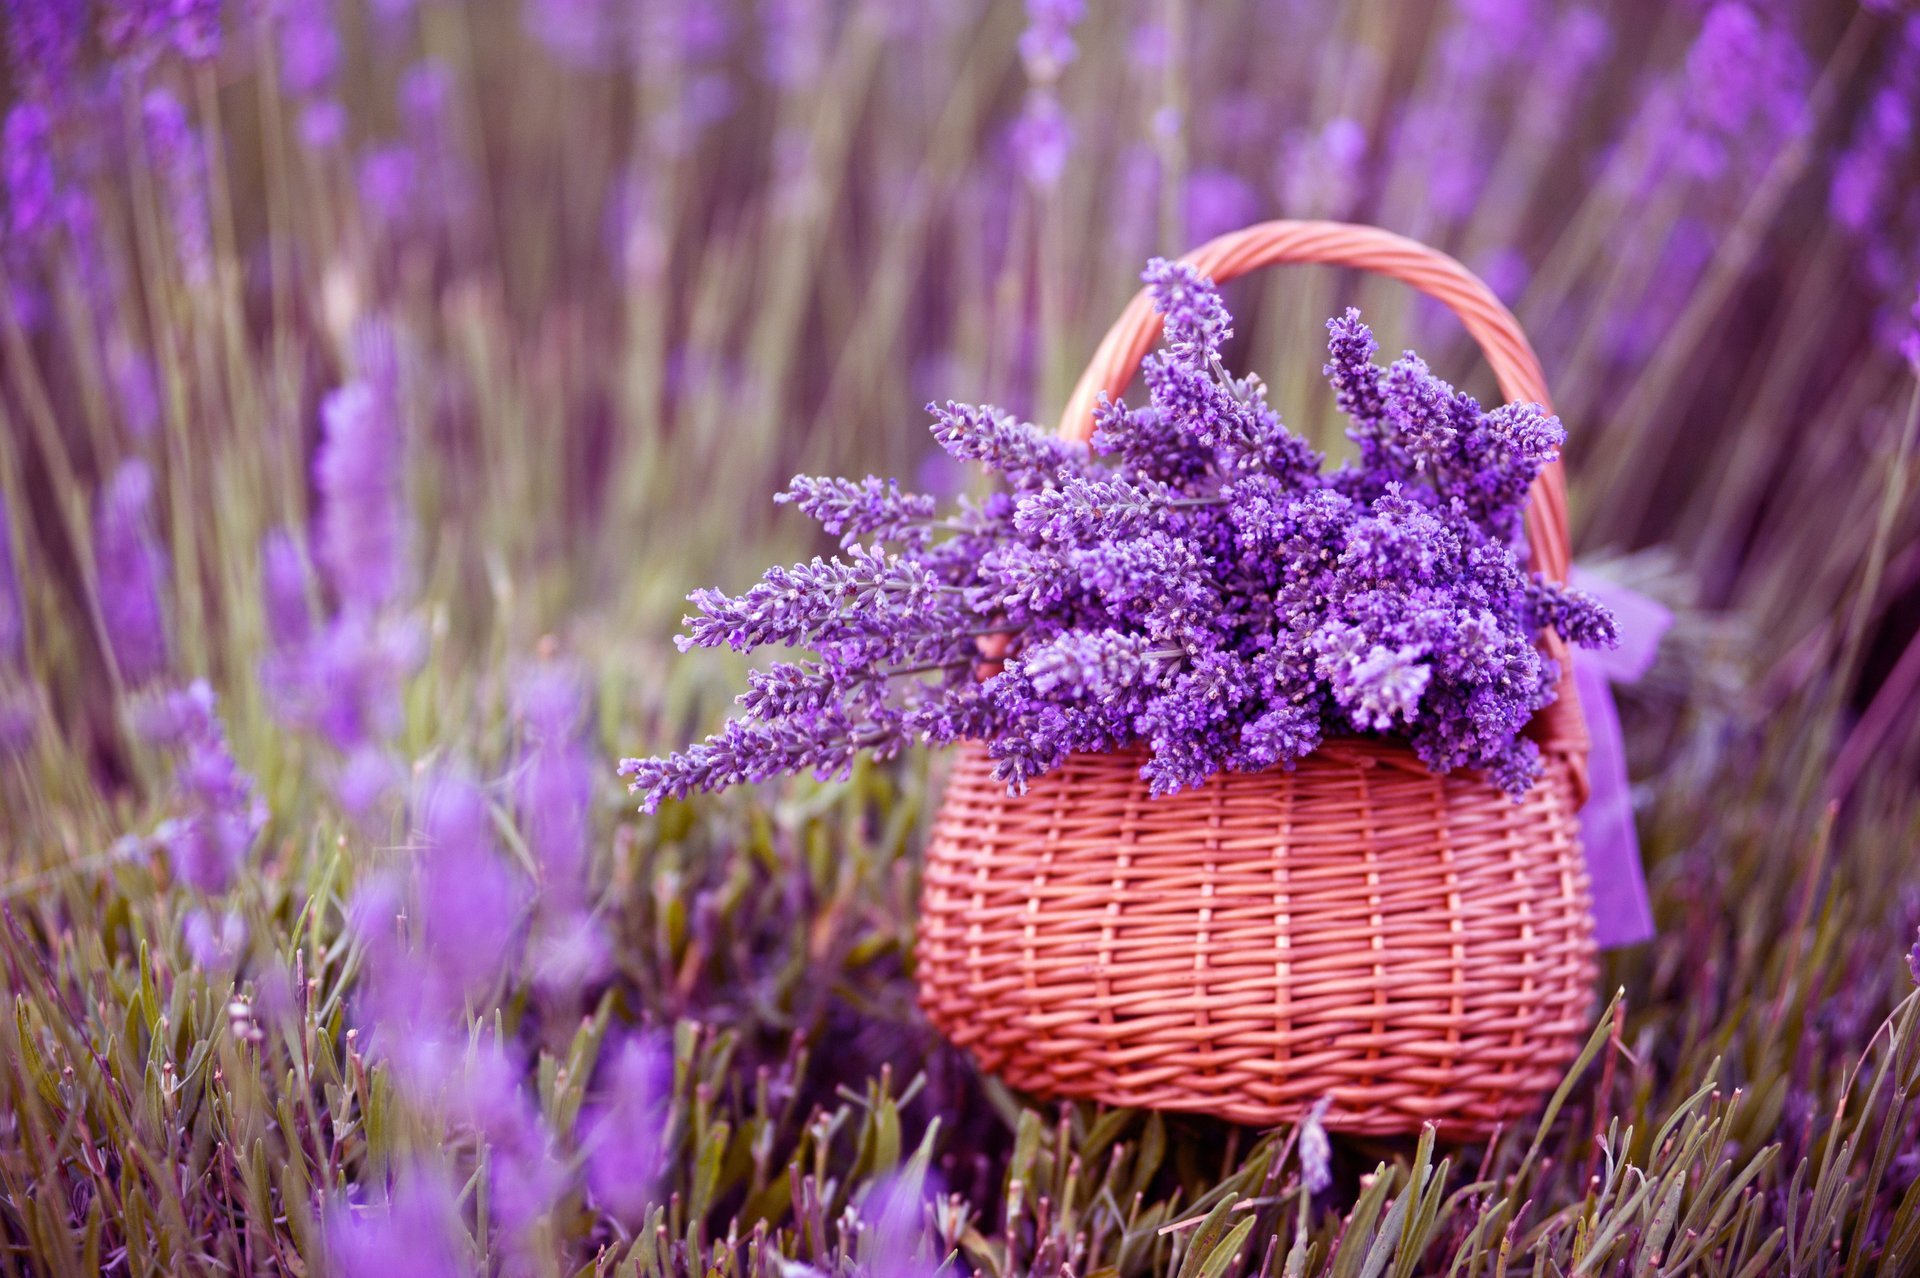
left=776, top=475, right=938, bottom=548
left=625, top=261, right=1616, bottom=810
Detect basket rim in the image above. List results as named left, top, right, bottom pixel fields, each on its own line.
left=938, top=732, right=1585, bottom=792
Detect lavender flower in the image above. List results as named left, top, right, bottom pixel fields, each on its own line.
left=1298, top=1097, right=1333, bottom=1195
left=314, top=343, right=406, bottom=616
left=2, top=0, right=85, bottom=98
left=3, top=104, right=57, bottom=246
left=1671, top=4, right=1807, bottom=182
left=94, top=459, right=170, bottom=687
left=0, top=492, right=23, bottom=672
left=326, top=1166, right=466, bottom=1278
left=0, top=495, right=32, bottom=759
left=626, top=261, right=1615, bottom=808
left=347, top=769, right=526, bottom=1098
left=414, top=771, right=525, bottom=1002
left=1018, top=0, right=1085, bottom=82
left=141, top=680, right=266, bottom=894
left=142, top=89, right=212, bottom=285
left=1277, top=118, right=1367, bottom=218
left=277, top=0, right=340, bottom=98
left=1183, top=168, right=1260, bottom=246
left=928, top=400, right=1087, bottom=486
left=512, top=664, right=596, bottom=897
left=858, top=1170, right=946, bottom=1278
left=777, top=475, right=937, bottom=548
left=183, top=906, right=247, bottom=969
left=103, top=0, right=224, bottom=65
left=260, top=528, right=314, bottom=653
left=1009, top=91, right=1073, bottom=191
left=580, top=1035, right=671, bottom=1221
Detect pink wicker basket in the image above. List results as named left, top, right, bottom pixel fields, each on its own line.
left=916, top=221, right=1598, bottom=1137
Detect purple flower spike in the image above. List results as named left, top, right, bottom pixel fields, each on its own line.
left=94, top=459, right=171, bottom=688
left=0, top=491, right=24, bottom=671
left=1019, top=0, right=1085, bottom=82
left=860, top=1169, right=946, bottom=1278
left=325, top=1165, right=467, bottom=1278
left=3, top=104, right=58, bottom=246
left=581, top=1035, right=671, bottom=1222
left=260, top=529, right=315, bottom=653
left=415, top=771, right=526, bottom=1002
left=143, top=681, right=266, bottom=895
left=1298, top=1097, right=1333, bottom=1194
left=315, top=342, right=407, bottom=616
left=513, top=664, right=596, bottom=896
left=141, top=90, right=212, bottom=285
left=278, top=0, right=341, bottom=98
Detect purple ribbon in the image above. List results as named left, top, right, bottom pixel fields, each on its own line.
left=1569, top=567, right=1671, bottom=949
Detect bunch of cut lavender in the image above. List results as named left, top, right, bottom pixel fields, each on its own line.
left=623, top=260, right=1614, bottom=807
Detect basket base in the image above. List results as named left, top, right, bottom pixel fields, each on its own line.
left=916, top=742, right=1598, bottom=1137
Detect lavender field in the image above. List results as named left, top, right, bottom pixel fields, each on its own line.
left=3, top=0, right=1920, bottom=1274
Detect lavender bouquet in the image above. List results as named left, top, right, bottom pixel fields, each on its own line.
left=623, top=261, right=1615, bottom=810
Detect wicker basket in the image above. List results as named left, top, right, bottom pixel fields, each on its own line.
left=916, top=221, right=1599, bottom=1137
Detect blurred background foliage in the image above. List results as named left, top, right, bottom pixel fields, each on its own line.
left=2, top=0, right=1920, bottom=1274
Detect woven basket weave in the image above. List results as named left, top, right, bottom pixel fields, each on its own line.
left=916, top=221, right=1599, bottom=1137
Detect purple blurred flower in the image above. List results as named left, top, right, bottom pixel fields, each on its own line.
left=299, top=99, right=348, bottom=150
left=414, top=770, right=526, bottom=1001
left=1900, top=285, right=1920, bottom=373
left=1298, top=1097, right=1332, bottom=1194
left=512, top=664, right=596, bottom=896
left=315, top=347, right=406, bottom=616
left=1010, top=92, right=1072, bottom=189
left=142, top=680, right=267, bottom=894
left=761, top=0, right=828, bottom=88
left=2, top=0, right=86, bottom=98
left=268, top=614, right=418, bottom=753
left=399, top=60, right=455, bottom=139
left=356, top=145, right=418, bottom=230
left=859, top=1170, right=945, bottom=1278
left=325, top=1166, right=467, bottom=1278
left=1446, top=0, right=1544, bottom=69
left=3, top=104, right=57, bottom=245
left=103, top=0, right=224, bottom=64
left=1830, top=18, right=1920, bottom=356
left=0, top=492, right=23, bottom=671
left=442, top=1043, right=570, bottom=1249
left=1019, top=0, right=1085, bottom=82
left=1608, top=218, right=1714, bottom=365
left=1477, top=247, right=1530, bottom=303
left=580, top=1035, right=671, bottom=1221
left=0, top=494, right=32, bottom=757
left=94, top=459, right=171, bottom=687
left=529, top=908, right=611, bottom=989
left=1276, top=118, right=1366, bottom=219
left=522, top=0, right=619, bottom=66
left=336, top=744, right=403, bottom=818
left=106, top=338, right=161, bottom=439
left=1183, top=168, right=1259, bottom=246
left=1665, top=3, right=1808, bottom=183
left=142, top=89, right=212, bottom=284
left=278, top=0, right=341, bottom=98
left=0, top=687, right=36, bottom=758
left=183, top=906, right=247, bottom=969
left=260, top=529, right=315, bottom=653
left=346, top=772, right=528, bottom=1098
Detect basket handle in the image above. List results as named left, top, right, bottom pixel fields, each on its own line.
left=1058, top=220, right=1571, bottom=586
